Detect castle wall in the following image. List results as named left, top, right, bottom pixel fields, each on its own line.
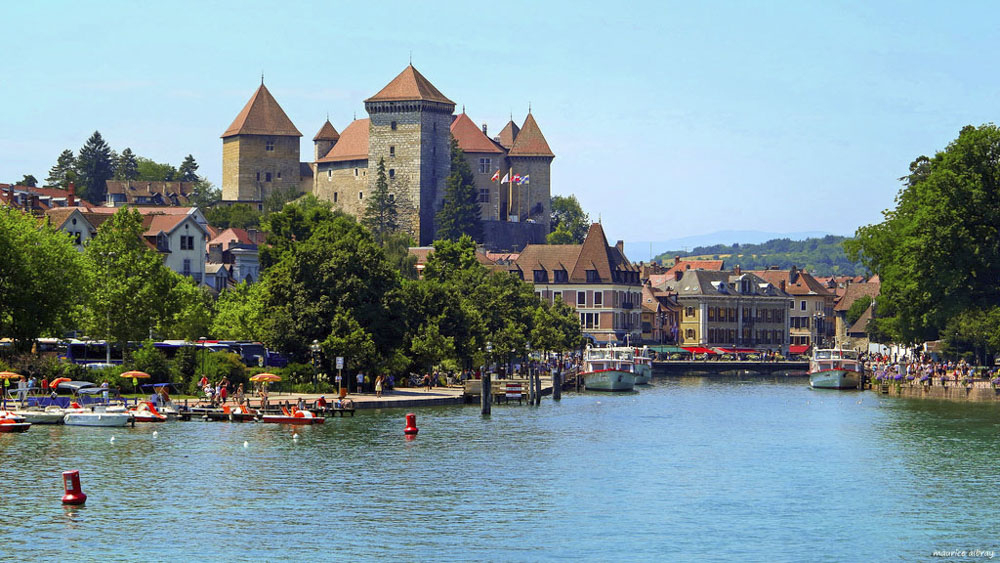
left=314, top=160, right=369, bottom=218
left=462, top=151, right=506, bottom=221
left=222, top=134, right=301, bottom=202
left=508, top=155, right=552, bottom=232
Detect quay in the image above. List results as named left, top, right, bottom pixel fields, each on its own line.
left=872, top=379, right=1000, bottom=403
left=652, top=360, right=809, bottom=376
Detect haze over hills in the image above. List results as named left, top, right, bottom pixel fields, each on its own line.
left=623, top=230, right=838, bottom=263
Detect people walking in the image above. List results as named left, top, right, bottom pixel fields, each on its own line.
left=375, top=375, right=384, bottom=398
left=357, top=372, right=364, bottom=394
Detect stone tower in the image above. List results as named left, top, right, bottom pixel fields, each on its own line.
left=221, top=82, right=303, bottom=205
left=507, top=112, right=554, bottom=232
left=364, top=65, right=455, bottom=245
left=313, top=119, right=339, bottom=162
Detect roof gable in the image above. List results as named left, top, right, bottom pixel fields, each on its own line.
left=497, top=120, right=519, bottom=149
left=365, top=65, right=454, bottom=105
left=450, top=113, right=503, bottom=154
left=509, top=113, right=554, bottom=158
left=313, top=119, right=340, bottom=141
left=318, top=119, right=370, bottom=162
left=222, top=83, right=302, bottom=138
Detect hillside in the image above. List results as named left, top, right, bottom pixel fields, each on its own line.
left=653, top=235, right=866, bottom=276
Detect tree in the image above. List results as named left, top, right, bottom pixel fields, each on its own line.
left=75, top=131, right=115, bottom=204
left=845, top=295, right=872, bottom=328
left=846, top=124, right=1000, bottom=343
left=436, top=137, right=483, bottom=242
left=263, top=185, right=300, bottom=214
left=116, top=148, right=139, bottom=180
left=383, top=232, right=418, bottom=279
left=190, top=179, right=221, bottom=208
left=549, top=195, right=590, bottom=243
left=203, top=203, right=261, bottom=230
left=0, top=207, right=90, bottom=352
left=546, top=223, right=577, bottom=245
left=361, top=158, right=398, bottom=244
left=83, top=208, right=176, bottom=358
left=18, top=175, right=37, bottom=187
left=136, top=157, right=177, bottom=181
left=178, top=154, right=199, bottom=182
left=156, top=274, right=213, bottom=340
left=45, top=149, right=76, bottom=188
left=260, top=194, right=337, bottom=269
left=210, top=281, right=267, bottom=340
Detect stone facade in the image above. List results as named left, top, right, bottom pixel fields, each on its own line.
left=313, top=160, right=368, bottom=218
left=222, top=134, right=301, bottom=204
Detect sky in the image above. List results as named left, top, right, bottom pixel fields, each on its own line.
left=3, top=0, right=999, bottom=244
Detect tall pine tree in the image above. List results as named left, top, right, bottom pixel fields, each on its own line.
left=116, top=148, right=139, bottom=180
left=436, top=136, right=483, bottom=242
left=45, top=149, right=76, bottom=188
left=178, top=154, right=199, bottom=182
left=361, top=158, right=398, bottom=244
left=75, top=131, right=114, bottom=203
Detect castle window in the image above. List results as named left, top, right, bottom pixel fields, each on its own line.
left=359, top=191, right=363, bottom=200
left=333, top=192, right=338, bottom=202
left=256, top=172, right=260, bottom=181
left=277, top=171, right=281, bottom=179
left=478, top=188, right=489, bottom=203
left=265, top=172, right=272, bottom=182
left=265, top=139, right=274, bottom=151
left=389, top=169, right=395, bottom=179
left=354, top=168, right=359, bottom=177
left=389, top=193, right=395, bottom=202
left=391, top=121, right=397, bottom=130
left=479, top=158, right=491, bottom=174
left=328, top=170, right=332, bottom=178
left=389, top=146, right=395, bottom=158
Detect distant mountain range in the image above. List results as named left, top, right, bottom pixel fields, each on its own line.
left=623, top=230, right=837, bottom=263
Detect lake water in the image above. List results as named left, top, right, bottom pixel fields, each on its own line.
left=3, top=375, right=1000, bottom=561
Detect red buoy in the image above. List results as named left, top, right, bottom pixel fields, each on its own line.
left=62, top=470, right=87, bottom=505
left=404, top=412, right=418, bottom=435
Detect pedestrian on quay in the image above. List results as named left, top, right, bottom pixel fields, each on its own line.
left=375, top=374, right=384, bottom=398
left=357, top=372, right=365, bottom=394
left=220, top=378, right=229, bottom=404
left=236, top=383, right=245, bottom=406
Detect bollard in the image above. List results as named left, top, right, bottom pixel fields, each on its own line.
left=481, top=372, right=491, bottom=416
left=552, top=368, right=561, bottom=401
left=62, top=470, right=87, bottom=505
left=404, top=413, right=419, bottom=435
left=535, top=371, right=542, bottom=405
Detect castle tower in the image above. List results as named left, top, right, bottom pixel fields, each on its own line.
left=507, top=112, right=554, bottom=232
left=313, top=119, right=340, bottom=161
left=364, top=65, right=455, bottom=245
left=221, top=82, right=302, bottom=205
left=450, top=111, right=504, bottom=221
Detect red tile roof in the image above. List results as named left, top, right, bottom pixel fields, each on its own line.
left=222, top=83, right=302, bottom=138
left=208, top=227, right=265, bottom=248
left=450, top=113, right=503, bottom=154
left=508, top=113, right=554, bottom=158
left=497, top=120, right=519, bottom=149
left=650, top=259, right=725, bottom=288
left=514, top=223, right=638, bottom=284
left=365, top=65, right=454, bottom=105
left=834, top=281, right=881, bottom=312
left=748, top=269, right=834, bottom=297
left=318, top=119, right=369, bottom=162
left=313, top=120, right=340, bottom=141
left=106, top=180, right=193, bottom=206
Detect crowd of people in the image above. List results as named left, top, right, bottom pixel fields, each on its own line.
left=866, top=354, right=999, bottom=386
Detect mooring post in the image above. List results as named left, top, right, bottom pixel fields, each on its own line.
left=481, top=372, right=491, bottom=416
left=552, top=367, right=561, bottom=401
left=527, top=370, right=535, bottom=405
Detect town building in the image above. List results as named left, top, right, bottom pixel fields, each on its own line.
left=661, top=267, right=792, bottom=353
left=648, top=257, right=725, bottom=289
left=44, top=208, right=96, bottom=251
left=833, top=276, right=881, bottom=348
left=640, top=283, right=680, bottom=344
left=750, top=267, right=836, bottom=354
left=104, top=180, right=194, bottom=207
left=222, top=65, right=554, bottom=249
left=206, top=227, right=265, bottom=286
left=1, top=183, right=89, bottom=214
left=508, top=223, right=642, bottom=345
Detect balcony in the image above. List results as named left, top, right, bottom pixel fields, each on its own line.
left=621, top=301, right=634, bottom=310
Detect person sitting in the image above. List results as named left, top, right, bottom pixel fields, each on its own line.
left=316, top=396, right=327, bottom=409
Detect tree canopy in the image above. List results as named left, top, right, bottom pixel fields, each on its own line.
left=75, top=131, right=114, bottom=203
left=361, top=158, right=399, bottom=244
left=548, top=195, right=589, bottom=244
left=436, top=137, right=482, bottom=242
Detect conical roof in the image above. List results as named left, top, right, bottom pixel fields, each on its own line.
left=313, top=119, right=340, bottom=141
left=508, top=112, right=553, bottom=158
left=222, top=83, right=302, bottom=138
left=365, top=65, right=454, bottom=105
left=497, top=120, right=520, bottom=149
left=450, top=112, right=502, bottom=154
left=317, top=119, right=370, bottom=162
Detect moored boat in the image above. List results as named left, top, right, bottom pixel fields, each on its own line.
left=11, top=406, right=66, bottom=424
left=129, top=401, right=167, bottom=422
left=809, top=348, right=862, bottom=389
left=581, top=346, right=637, bottom=391
left=260, top=406, right=325, bottom=425
left=63, top=405, right=132, bottom=427
left=632, top=346, right=653, bottom=385
left=0, top=412, right=32, bottom=432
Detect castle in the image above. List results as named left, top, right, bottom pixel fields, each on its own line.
left=221, top=65, right=554, bottom=249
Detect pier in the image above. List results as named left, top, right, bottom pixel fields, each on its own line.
left=653, top=360, right=809, bottom=376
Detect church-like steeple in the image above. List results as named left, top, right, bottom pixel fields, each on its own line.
left=222, top=83, right=302, bottom=138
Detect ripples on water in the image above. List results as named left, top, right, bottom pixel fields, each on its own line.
left=3, top=377, right=1000, bottom=561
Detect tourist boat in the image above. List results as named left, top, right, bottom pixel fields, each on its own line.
left=10, top=405, right=66, bottom=424
left=581, top=346, right=636, bottom=391
left=0, top=411, right=31, bottom=433
left=129, top=401, right=167, bottom=422
left=63, top=405, right=132, bottom=427
left=260, top=406, right=325, bottom=425
left=809, top=348, right=862, bottom=389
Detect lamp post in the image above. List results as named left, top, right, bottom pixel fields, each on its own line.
left=486, top=341, right=493, bottom=373
left=199, top=336, right=207, bottom=383
left=310, top=340, right=321, bottom=392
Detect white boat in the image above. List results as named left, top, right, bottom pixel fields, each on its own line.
left=11, top=406, right=66, bottom=424
left=581, top=346, right=637, bottom=391
left=63, top=405, right=132, bottom=427
left=809, top=348, right=862, bottom=389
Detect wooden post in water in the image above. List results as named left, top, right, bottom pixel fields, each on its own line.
left=526, top=370, right=534, bottom=405
left=552, top=368, right=561, bottom=401
left=481, top=372, right=491, bottom=416
left=536, top=371, right=542, bottom=405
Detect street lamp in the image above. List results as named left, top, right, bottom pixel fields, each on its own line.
left=199, top=336, right=207, bottom=383
left=310, top=340, right=321, bottom=392
left=486, top=341, right=493, bottom=375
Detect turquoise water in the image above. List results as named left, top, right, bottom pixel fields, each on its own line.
left=3, top=376, right=1000, bottom=561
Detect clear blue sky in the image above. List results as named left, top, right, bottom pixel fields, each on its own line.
left=3, top=0, right=997, bottom=243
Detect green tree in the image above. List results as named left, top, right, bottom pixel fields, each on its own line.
left=384, top=231, right=418, bottom=279
left=116, top=148, right=139, bottom=180
left=18, top=175, right=37, bottom=187
left=0, top=207, right=90, bottom=352
left=76, top=131, right=114, bottom=203
left=361, top=158, right=398, bottom=244
left=157, top=274, right=213, bottom=340
left=190, top=179, right=221, bottom=208
left=259, top=195, right=337, bottom=269
left=546, top=223, right=577, bottom=245
left=846, top=124, right=1000, bottom=343
left=83, top=208, right=176, bottom=357
left=436, top=137, right=483, bottom=242
left=136, top=157, right=177, bottom=181
left=264, top=185, right=300, bottom=214
left=203, top=203, right=261, bottom=230
left=45, top=149, right=76, bottom=188
left=178, top=154, right=199, bottom=182
left=845, top=295, right=872, bottom=327
left=210, top=281, right=267, bottom=341
left=549, top=194, right=590, bottom=243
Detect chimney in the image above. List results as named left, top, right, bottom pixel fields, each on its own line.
left=482, top=123, right=488, bottom=136
left=779, top=279, right=786, bottom=292
left=616, top=240, right=624, bottom=254
left=675, top=270, right=683, bottom=282
left=790, top=265, right=799, bottom=284
left=67, top=182, right=76, bottom=207
left=248, top=228, right=259, bottom=245
left=675, top=255, right=680, bottom=264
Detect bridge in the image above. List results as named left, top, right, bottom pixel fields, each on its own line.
left=652, top=360, right=809, bottom=376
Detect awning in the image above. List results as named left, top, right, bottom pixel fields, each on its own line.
left=789, top=345, right=810, bottom=355
left=682, top=346, right=717, bottom=355
left=649, top=345, right=689, bottom=354
left=715, top=348, right=757, bottom=354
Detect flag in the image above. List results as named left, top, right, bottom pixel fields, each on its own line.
left=518, top=174, right=530, bottom=185
left=490, top=169, right=500, bottom=182
left=512, top=174, right=522, bottom=184
left=501, top=172, right=509, bottom=183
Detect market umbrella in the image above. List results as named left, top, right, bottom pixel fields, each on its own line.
left=0, top=372, right=20, bottom=408
left=249, top=373, right=281, bottom=383
left=121, top=370, right=150, bottom=394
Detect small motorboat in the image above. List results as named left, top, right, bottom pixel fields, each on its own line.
left=0, top=411, right=32, bottom=433
left=260, top=406, right=325, bottom=425
left=11, top=405, right=66, bottom=424
left=63, top=405, right=132, bottom=427
left=129, top=401, right=167, bottom=422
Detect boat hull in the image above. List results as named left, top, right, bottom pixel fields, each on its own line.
left=63, top=412, right=132, bottom=427
left=633, top=364, right=652, bottom=385
left=582, top=370, right=636, bottom=392
left=0, top=421, right=31, bottom=433
left=260, top=415, right=325, bottom=425
left=14, top=411, right=65, bottom=424
left=809, top=369, right=861, bottom=389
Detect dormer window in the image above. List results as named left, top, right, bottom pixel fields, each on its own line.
left=585, top=270, right=599, bottom=283
left=157, top=233, right=169, bottom=251
left=554, top=269, right=568, bottom=283
left=533, top=270, right=548, bottom=283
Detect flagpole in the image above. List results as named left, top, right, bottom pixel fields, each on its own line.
left=508, top=167, right=513, bottom=221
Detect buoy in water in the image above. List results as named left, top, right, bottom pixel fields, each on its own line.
left=110, top=436, right=115, bottom=443
left=61, top=470, right=87, bottom=505
left=293, top=433, right=299, bottom=441
left=404, top=413, right=418, bottom=435
left=152, top=431, right=158, bottom=438
left=243, top=441, right=249, bottom=449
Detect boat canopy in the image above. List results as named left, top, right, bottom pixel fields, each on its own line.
left=55, top=380, right=99, bottom=392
